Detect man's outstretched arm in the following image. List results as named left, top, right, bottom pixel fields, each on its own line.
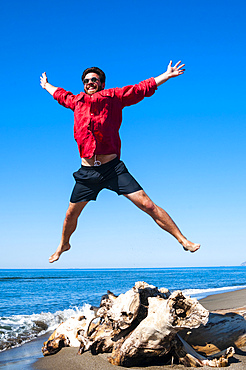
left=40, top=72, right=58, bottom=95
left=154, top=60, right=185, bottom=87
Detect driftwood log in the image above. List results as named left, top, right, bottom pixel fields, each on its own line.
left=179, top=307, right=246, bottom=356
left=42, top=281, right=241, bottom=367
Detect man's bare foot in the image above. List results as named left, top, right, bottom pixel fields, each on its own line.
left=49, top=243, right=71, bottom=263
left=180, top=239, right=200, bottom=253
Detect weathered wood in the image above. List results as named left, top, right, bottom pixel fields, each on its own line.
left=42, top=316, right=88, bottom=355
left=175, top=334, right=235, bottom=367
left=41, top=282, right=244, bottom=368
left=98, top=287, right=141, bottom=330
left=180, top=309, right=246, bottom=355
left=42, top=334, right=70, bottom=356
left=108, top=290, right=209, bottom=367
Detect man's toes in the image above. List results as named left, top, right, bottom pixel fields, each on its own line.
left=49, top=253, right=59, bottom=263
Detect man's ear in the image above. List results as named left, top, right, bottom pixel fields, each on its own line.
left=102, top=83, right=105, bottom=90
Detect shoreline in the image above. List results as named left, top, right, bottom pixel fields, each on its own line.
left=32, top=289, right=246, bottom=370
left=1, top=288, right=245, bottom=369
left=199, top=288, right=246, bottom=311
left=0, top=333, right=51, bottom=370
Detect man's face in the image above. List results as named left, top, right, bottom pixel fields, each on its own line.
left=83, top=73, right=105, bottom=95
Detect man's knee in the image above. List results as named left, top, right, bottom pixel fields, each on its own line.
left=139, top=195, right=156, bottom=214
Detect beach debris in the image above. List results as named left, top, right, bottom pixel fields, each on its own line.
left=179, top=307, right=246, bottom=356
left=42, top=281, right=236, bottom=367
left=42, top=316, right=88, bottom=355
left=174, top=334, right=235, bottom=367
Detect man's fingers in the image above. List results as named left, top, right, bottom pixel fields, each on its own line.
left=174, top=60, right=181, bottom=67
left=178, top=63, right=185, bottom=69
left=40, top=72, right=48, bottom=85
left=40, top=72, right=48, bottom=88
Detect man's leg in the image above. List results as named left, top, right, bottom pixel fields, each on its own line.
left=124, top=190, right=200, bottom=252
left=49, top=201, right=89, bottom=263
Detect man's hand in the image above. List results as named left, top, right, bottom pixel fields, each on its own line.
left=40, top=72, right=58, bottom=96
left=154, top=60, right=185, bottom=87
left=166, top=60, right=185, bottom=79
left=40, top=72, right=48, bottom=89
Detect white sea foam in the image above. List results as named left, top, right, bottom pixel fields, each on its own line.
left=0, top=303, right=94, bottom=352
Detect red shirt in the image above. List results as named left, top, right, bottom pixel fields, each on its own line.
left=53, top=77, right=157, bottom=158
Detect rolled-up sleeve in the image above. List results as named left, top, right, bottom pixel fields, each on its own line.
left=116, top=78, right=157, bottom=108
left=53, top=88, right=77, bottom=111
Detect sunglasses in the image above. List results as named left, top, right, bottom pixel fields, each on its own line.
left=83, top=77, right=100, bottom=84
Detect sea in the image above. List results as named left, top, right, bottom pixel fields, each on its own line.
left=0, top=266, right=246, bottom=369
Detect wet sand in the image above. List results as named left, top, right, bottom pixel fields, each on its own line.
left=33, top=289, right=246, bottom=370
left=199, top=289, right=246, bottom=311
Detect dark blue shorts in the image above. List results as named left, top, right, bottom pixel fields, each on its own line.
left=70, top=157, right=143, bottom=203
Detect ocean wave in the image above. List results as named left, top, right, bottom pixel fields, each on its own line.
left=0, top=304, right=94, bottom=352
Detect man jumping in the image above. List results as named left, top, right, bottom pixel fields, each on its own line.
left=40, top=61, right=200, bottom=263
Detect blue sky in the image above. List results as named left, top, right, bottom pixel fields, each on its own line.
left=1, top=0, right=245, bottom=268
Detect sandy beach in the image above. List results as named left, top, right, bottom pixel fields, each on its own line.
left=33, top=289, right=246, bottom=370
